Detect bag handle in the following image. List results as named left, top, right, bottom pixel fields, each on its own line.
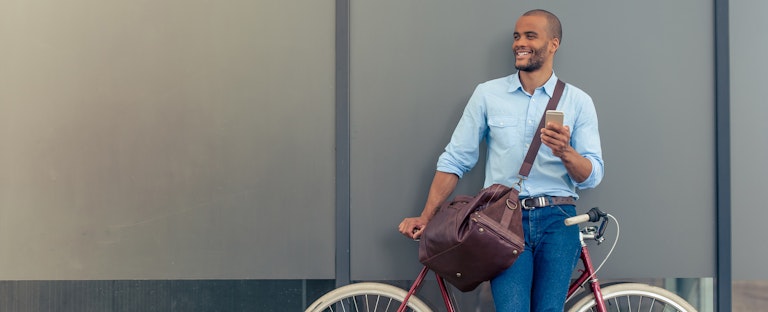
left=518, top=79, right=565, bottom=178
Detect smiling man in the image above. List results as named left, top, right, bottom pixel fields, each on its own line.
left=399, top=9, right=604, bottom=311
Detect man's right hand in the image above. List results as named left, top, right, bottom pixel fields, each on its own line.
left=398, top=216, right=428, bottom=240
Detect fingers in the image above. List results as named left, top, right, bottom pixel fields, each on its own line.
left=398, top=219, right=414, bottom=237
left=543, top=123, right=570, bottom=137
left=398, top=218, right=425, bottom=239
left=541, top=125, right=571, bottom=157
left=412, top=227, right=425, bottom=240
left=541, top=129, right=564, bottom=147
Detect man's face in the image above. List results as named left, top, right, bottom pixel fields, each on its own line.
left=512, top=15, right=555, bottom=72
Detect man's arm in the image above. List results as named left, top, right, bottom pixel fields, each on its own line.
left=398, top=171, right=459, bottom=239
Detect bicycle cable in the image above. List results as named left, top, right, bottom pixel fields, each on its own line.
left=592, top=214, right=620, bottom=276
left=578, top=213, right=621, bottom=288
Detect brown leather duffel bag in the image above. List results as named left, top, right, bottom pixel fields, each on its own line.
left=418, top=183, right=524, bottom=292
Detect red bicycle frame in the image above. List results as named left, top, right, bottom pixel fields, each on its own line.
left=397, top=266, right=456, bottom=312
left=567, top=244, right=607, bottom=312
left=396, top=244, right=607, bottom=312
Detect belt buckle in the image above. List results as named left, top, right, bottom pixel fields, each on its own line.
left=522, top=196, right=547, bottom=209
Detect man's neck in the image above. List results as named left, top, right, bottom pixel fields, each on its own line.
left=519, top=68, right=554, bottom=95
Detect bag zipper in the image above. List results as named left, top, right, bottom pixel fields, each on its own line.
left=472, top=212, right=525, bottom=250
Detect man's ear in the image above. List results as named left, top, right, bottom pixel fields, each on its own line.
left=550, top=37, right=560, bottom=54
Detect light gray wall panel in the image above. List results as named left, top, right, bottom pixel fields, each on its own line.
left=551, top=1, right=715, bottom=279
left=0, top=0, right=335, bottom=279
left=351, top=1, right=714, bottom=280
left=731, top=0, right=768, bottom=280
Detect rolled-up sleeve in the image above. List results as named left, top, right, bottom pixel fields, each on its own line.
left=574, top=155, right=604, bottom=189
left=570, top=94, right=604, bottom=190
left=436, top=86, right=488, bottom=179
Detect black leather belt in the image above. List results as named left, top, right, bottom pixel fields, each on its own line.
left=520, top=196, right=576, bottom=209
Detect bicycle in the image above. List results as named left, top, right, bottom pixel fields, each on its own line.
left=305, top=207, right=697, bottom=312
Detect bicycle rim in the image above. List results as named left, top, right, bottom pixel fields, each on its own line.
left=305, top=282, right=432, bottom=312
left=568, top=283, right=697, bottom=312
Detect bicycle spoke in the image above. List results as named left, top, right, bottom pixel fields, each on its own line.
left=315, top=294, right=423, bottom=312
left=626, top=294, right=631, bottom=312
left=306, top=282, right=434, bottom=312
left=596, top=292, right=696, bottom=312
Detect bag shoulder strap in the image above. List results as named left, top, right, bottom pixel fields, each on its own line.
left=518, top=79, right=565, bottom=178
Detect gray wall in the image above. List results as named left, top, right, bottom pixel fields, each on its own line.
left=350, top=1, right=714, bottom=280
left=731, top=0, right=768, bottom=280
left=0, top=0, right=335, bottom=279
left=3, top=0, right=756, bottom=285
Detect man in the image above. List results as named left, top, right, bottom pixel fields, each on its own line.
left=398, top=9, right=604, bottom=311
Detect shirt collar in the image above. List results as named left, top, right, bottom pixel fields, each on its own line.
left=508, top=71, right=560, bottom=97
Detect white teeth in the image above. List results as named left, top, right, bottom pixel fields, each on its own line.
left=517, top=51, right=530, bottom=56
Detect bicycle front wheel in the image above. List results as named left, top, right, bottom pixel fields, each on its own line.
left=305, top=282, right=433, bottom=312
left=567, top=283, right=697, bottom=312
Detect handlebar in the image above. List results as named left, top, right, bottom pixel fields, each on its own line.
left=564, top=207, right=607, bottom=226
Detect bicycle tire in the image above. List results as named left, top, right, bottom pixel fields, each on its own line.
left=305, top=282, right=433, bottom=312
left=566, top=282, right=697, bottom=312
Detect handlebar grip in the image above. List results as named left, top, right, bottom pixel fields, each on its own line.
left=564, top=214, right=590, bottom=226
left=564, top=207, right=606, bottom=226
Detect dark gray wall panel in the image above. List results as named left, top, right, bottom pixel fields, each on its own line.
left=350, top=1, right=714, bottom=280
left=0, top=1, right=335, bottom=279
left=0, top=280, right=334, bottom=311
left=731, top=0, right=768, bottom=280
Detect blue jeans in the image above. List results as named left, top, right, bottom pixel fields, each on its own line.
left=490, top=205, right=581, bottom=312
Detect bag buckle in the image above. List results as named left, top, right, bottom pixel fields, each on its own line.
left=506, top=199, right=518, bottom=210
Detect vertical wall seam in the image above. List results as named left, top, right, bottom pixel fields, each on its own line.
left=335, top=0, right=351, bottom=288
left=714, top=0, right=731, bottom=310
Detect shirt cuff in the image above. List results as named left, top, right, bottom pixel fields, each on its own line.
left=573, top=156, right=604, bottom=190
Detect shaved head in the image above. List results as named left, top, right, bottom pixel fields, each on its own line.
left=522, top=9, right=562, bottom=42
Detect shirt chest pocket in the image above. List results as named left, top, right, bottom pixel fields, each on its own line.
left=487, top=116, right=522, bottom=148
left=487, top=116, right=518, bottom=128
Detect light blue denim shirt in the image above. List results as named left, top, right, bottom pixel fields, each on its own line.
left=436, top=72, right=604, bottom=199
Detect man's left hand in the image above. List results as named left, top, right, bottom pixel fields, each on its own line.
left=541, top=122, right=571, bottom=158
